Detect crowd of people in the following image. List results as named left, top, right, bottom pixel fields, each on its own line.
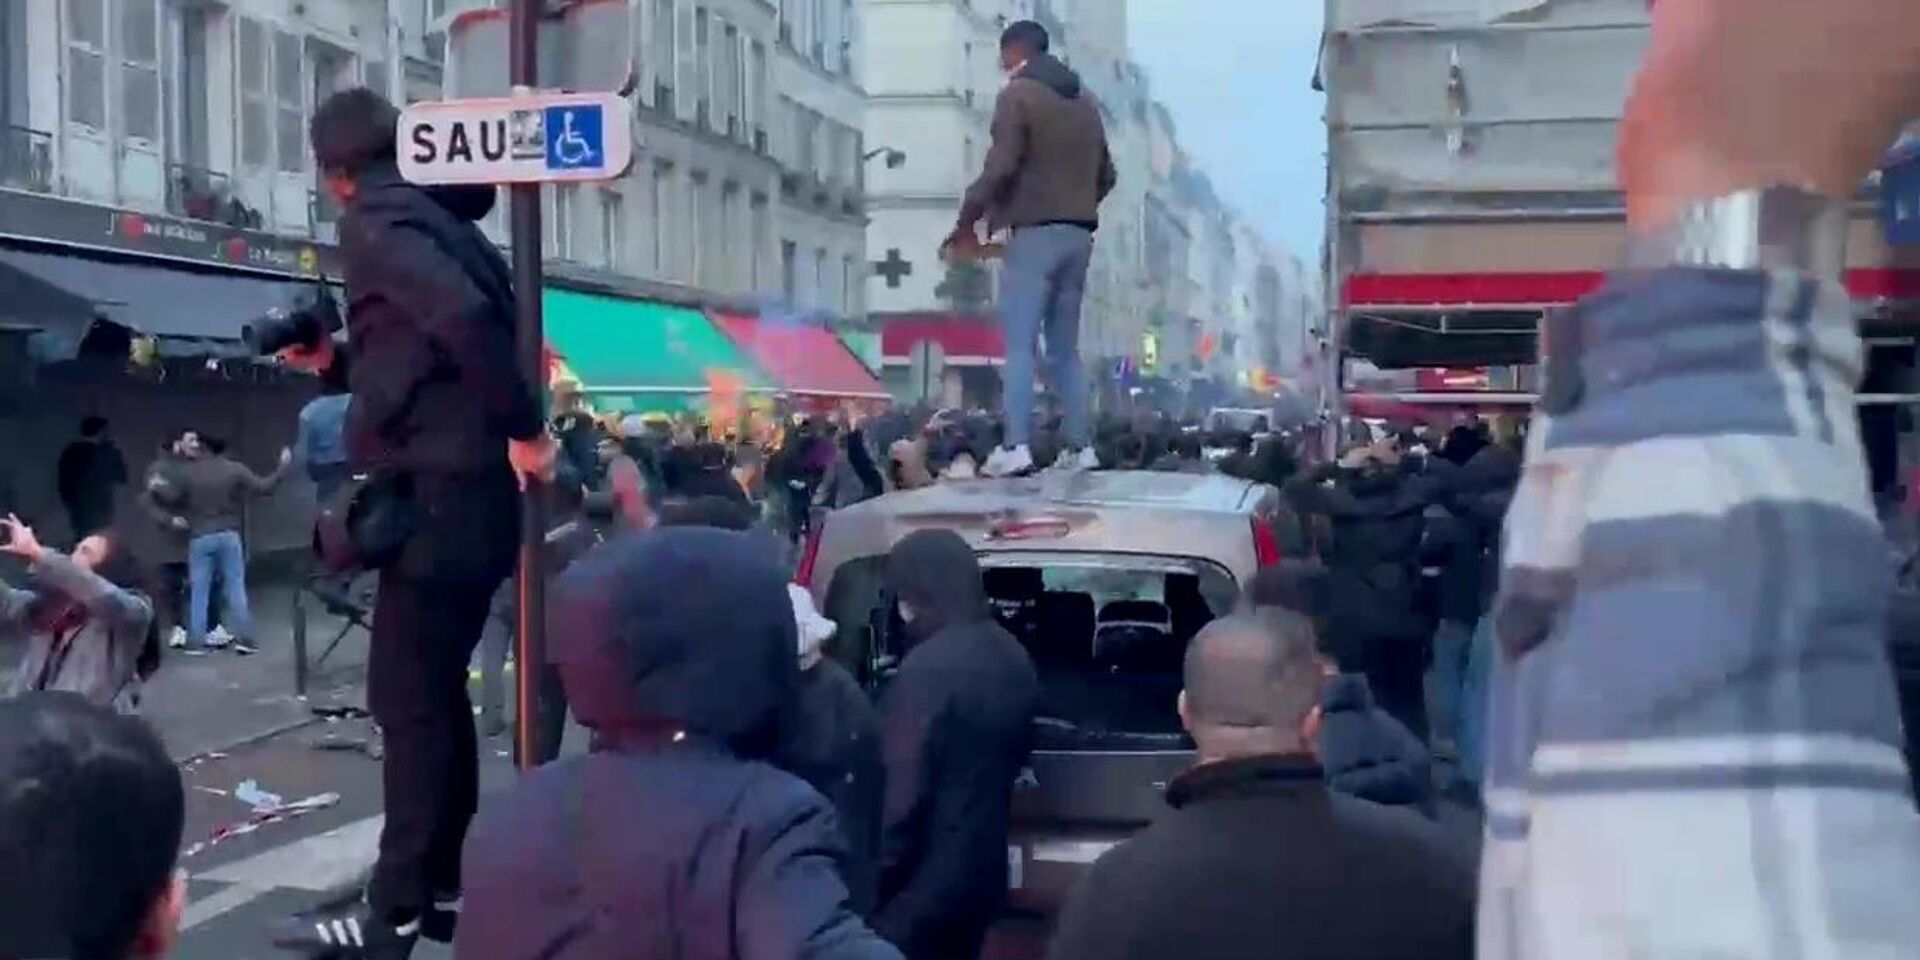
left=8, top=0, right=1920, bottom=953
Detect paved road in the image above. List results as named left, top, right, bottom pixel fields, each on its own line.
left=172, top=713, right=531, bottom=959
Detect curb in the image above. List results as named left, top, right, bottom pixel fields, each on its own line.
left=172, top=684, right=367, bottom=765
left=174, top=712, right=328, bottom=765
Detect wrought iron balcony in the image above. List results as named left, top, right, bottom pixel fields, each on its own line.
left=0, top=125, right=56, bottom=194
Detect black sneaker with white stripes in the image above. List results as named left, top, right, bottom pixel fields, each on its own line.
left=420, top=893, right=460, bottom=944
left=274, top=897, right=417, bottom=959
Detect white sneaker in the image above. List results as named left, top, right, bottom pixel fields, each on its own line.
left=1050, top=447, right=1101, bottom=472
left=206, top=626, right=233, bottom=649
left=983, top=445, right=1034, bottom=478
left=167, top=627, right=189, bottom=649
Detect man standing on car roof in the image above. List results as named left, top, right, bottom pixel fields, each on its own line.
left=875, top=529, right=1040, bottom=960
left=947, top=20, right=1115, bottom=479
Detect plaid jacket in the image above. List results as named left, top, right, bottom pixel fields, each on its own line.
left=1482, top=268, right=1920, bottom=958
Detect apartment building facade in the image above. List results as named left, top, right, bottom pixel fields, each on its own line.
left=0, top=0, right=867, bottom=322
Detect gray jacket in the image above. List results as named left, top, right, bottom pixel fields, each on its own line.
left=3, top=554, right=154, bottom=714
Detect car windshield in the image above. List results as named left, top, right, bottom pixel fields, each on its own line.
left=821, top=552, right=1238, bottom=752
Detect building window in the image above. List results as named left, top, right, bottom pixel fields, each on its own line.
left=780, top=240, right=797, bottom=304
left=688, top=172, right=706, bottom=284
left=813, top=248, right=827, bottom=310
left=718, top=183, right=738, bottom=289
left=650, top=162, right=669, bottom=275
left=171, top=6, right=212, bottom=165
left=749, top=194, right=769, bottom=291
left=238, top=19, right=271, bottom=167
left=274, top=31, right=304, bottom=173
left=404, top=59, right=442, bottom=105
left=842, top=255, right=857, bottom=314
left=118, top=0, right=161, bottom=143
left=65, top=0, right=108, bottom=130
left=651, top=0, right=675, bottom=108
left=718, top=22, right=742, bottom=139
left=747, top=41, right=767, bottom=148
left=601, top=189, right=624, bottom=269
left=693, top=8, right=710, bottom=129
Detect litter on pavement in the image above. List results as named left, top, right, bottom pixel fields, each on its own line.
left=180, top=791, right=342, bottom=861
left=234, top=779, right=285, bottom=812
left=311, top=734, right=385, bottom=760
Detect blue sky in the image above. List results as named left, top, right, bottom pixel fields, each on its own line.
left=1127, top=0, right=1327, bottom=265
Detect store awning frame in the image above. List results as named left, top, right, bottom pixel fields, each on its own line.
left=0, top=244, right=316, bottom=360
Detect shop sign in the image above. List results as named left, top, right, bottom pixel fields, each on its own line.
left=0, top=188, right=339, bottom=278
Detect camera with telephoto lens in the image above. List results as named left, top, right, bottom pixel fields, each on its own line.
left=243, top=282, right=342, bottom=356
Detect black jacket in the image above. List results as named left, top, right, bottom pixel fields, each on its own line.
left=791, top=659, right=886, bottom=915
left=1316, top=673, right=1436, bottom=815
left=876, top=531, right=1040, bottom=960
left=1284, top=463, right=1440, bottom=671
left=328, top=170, right=542, bottom=580
left=459, top=527, right=898, bottom=960
left=1445, top=443, right=1521, bottom=610
left=1045, top=755, right=1476, bottom=960
left=333, top=170, right=542, bottom=471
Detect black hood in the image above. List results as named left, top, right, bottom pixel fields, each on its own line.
left=547, top=526, right=798, bottom=758
left=1018, top=53, right=1083, bottom=99
left=353, top=163, right=497, bottom=222
left=424, top=184, right=497, bottom=222
left=885, top=529, right=988, bottom=641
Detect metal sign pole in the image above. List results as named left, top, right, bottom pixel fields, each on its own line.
left=510, top=0, right=547, bottom=773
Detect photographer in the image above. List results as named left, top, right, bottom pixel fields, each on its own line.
left=274, top=88, right=554, bottom=960
left=0, top=518, right=159, bottom=714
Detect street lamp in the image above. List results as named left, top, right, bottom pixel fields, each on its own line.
left=864, top=147, right=907, bottom=169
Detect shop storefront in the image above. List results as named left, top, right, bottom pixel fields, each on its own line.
left=0, top=189, right=340, bottom=552
left=542, top=286, right=776, bottom=416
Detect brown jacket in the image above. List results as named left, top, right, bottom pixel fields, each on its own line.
left=961, top=54, right=1116, bottom=234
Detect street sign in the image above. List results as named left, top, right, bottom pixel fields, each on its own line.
left=397, top=92, right=634, bottom=186
left=444, top=2, right=639, bottom=99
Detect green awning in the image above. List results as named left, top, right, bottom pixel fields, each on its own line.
left=542, top=288, right=774, bottom=406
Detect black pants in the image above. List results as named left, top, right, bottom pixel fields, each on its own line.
left=67, top=503, right=113, bottom=541
left=1368, top=652, right=1431, bottom=746
left=367, top=573, right=500, bottom=920
left=151, top=561, right=189, bottom=637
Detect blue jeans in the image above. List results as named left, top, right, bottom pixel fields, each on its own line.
left=189, top=529, right=253, bottom=645
left=1425, top=617, right=1474, bottom=745
left=1454, top=613, right=1494, bottom=789
left=999, top=224, right=1093, bottom=449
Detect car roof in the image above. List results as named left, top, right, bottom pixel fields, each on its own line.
left=836, top=470, right=1269, bottom=518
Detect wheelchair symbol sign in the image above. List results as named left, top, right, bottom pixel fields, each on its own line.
left=544, top=105, right=603, bottom=172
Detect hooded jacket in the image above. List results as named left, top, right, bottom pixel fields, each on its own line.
left=327, top=170, right=541, bottom=580
left=1315, top=673, right=1436, bottom=816
left=960, top=53, right=1117, bottom=235
left=457, top=527, right=899, bottom=960
left=876, top=530, right=1039, bottom=960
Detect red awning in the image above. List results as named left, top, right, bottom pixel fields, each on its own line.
left=1346, top=269, right=1920, bottom=311
left=879, top=313, right=1005, bottom=366
left=710, top=312, right=890, bottom=399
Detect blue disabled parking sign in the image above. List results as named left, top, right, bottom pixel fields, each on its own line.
left=544, top=104, right=603, bottom=171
